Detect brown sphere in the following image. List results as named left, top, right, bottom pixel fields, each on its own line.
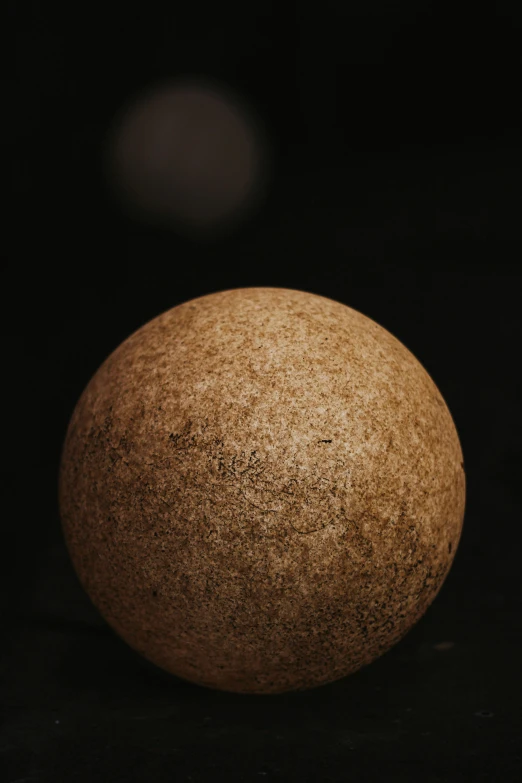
left=59, top=288, right=465, bottom=693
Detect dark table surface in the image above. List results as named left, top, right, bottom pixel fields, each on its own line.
left=4, top=503, right=522, bottom=783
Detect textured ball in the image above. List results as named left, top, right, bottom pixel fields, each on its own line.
left=59, top=288, right=465, bottom=693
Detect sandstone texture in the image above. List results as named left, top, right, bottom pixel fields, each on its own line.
left=59, top=287, right=465, bottom=693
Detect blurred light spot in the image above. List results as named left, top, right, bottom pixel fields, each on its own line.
left=106, top=78, right=270, bottom=237
left=433, top=641, right=455, bottom=651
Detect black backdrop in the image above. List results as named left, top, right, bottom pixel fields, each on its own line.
left=7, top=2, right=522, bottom=781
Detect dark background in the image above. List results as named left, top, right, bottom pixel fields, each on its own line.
left=7, top=2, right=522, bottom=781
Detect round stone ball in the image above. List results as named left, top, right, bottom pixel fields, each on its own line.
left=59, top=287, right=465, bottom=694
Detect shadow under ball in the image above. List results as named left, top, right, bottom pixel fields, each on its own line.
left=59, top=288, right=465, bottom=694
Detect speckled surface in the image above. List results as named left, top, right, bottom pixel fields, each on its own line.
left=59, top=288, right=465, bottom=693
